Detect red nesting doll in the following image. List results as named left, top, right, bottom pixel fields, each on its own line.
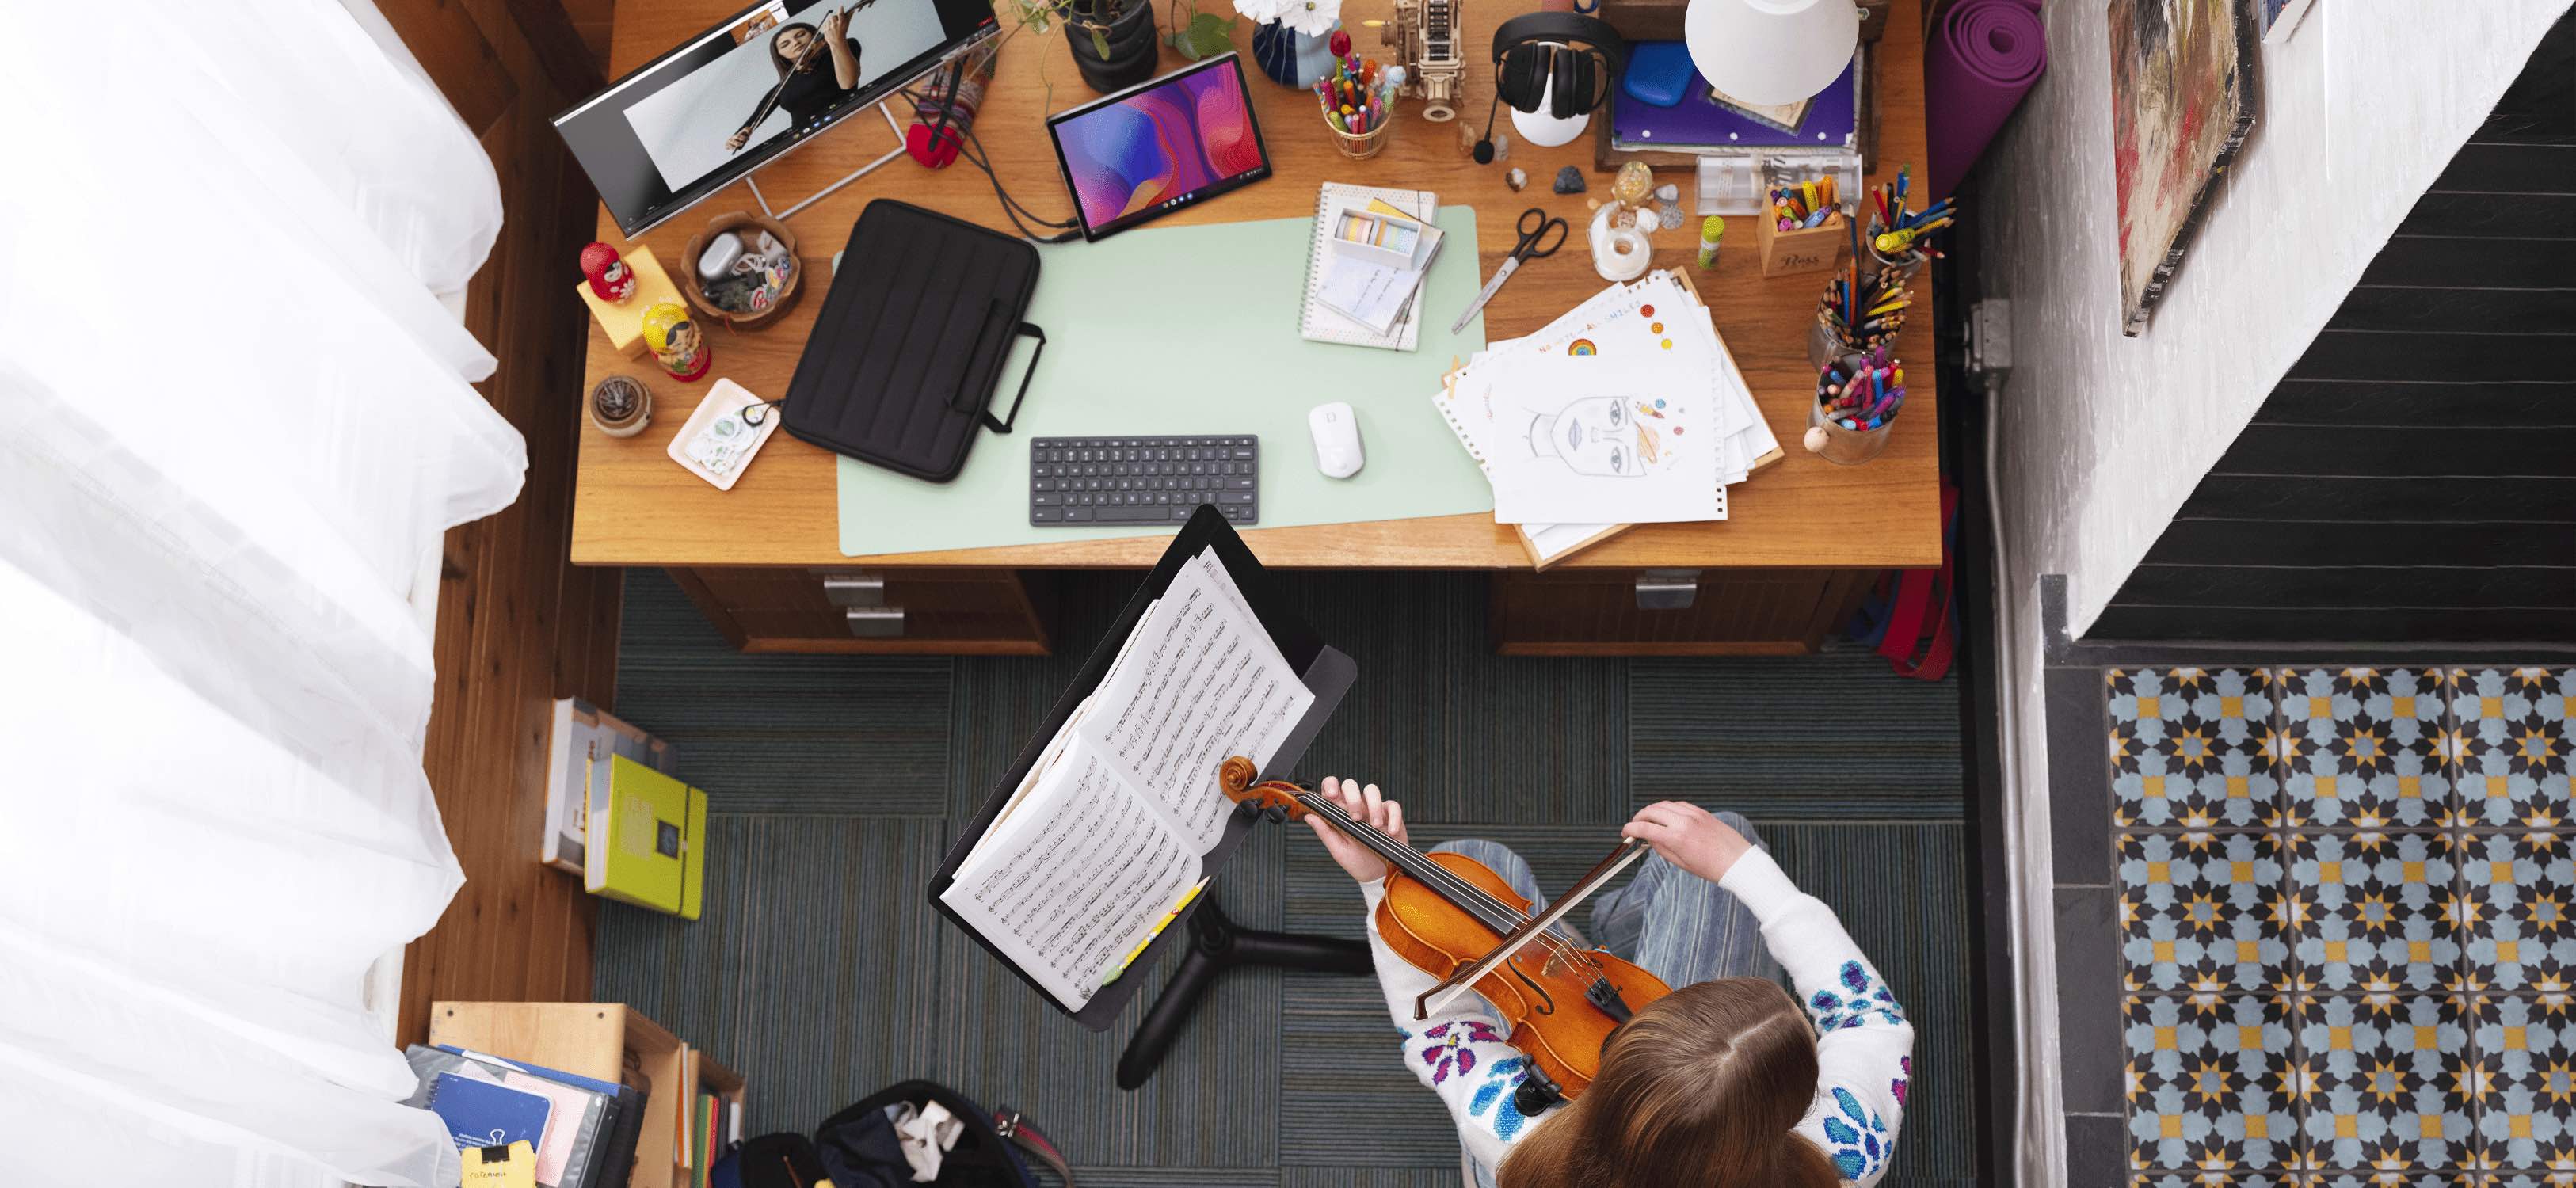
left=580, top=242, right=638, bottom=303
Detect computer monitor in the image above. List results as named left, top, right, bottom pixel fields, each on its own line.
left=556, top=0, right=998, bottom=238
left=1045, top=54, right=1273, bottom=242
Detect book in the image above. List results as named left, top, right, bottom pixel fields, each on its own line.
left=544, top=699, right=676, bottom=874
left=585, top=754, right=707, bottom=920
left=939, top=546, right=1316, bottom=1011
left=1300, top=182, right=1438, bottom=350
left=428, top=1072, right=553, bottom=1154
left=409, top=1045, right=625, bottom=1188
left=588, top=1080, right=648, bottom=1188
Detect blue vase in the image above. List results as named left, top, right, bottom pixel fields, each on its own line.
left=1249, top=21, right=1334, bottom=89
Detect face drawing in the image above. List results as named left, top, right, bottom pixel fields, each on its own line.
left=1526, top=396, right=1640, bottom=478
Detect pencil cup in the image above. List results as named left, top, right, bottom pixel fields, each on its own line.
left=1328, top=105, right=1397, bottom=159
left=1804, top=351, right=1901, bottom=466
left=1863, top=213, right=1930, bottom=284
left=1808, top=310, right=1856, bottom=371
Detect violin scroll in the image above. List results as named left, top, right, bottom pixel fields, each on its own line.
left=1217, top=756, right=1309, bottom=821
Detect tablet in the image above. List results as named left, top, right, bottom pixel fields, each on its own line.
left=1046, top=54, right=1274, bottom=242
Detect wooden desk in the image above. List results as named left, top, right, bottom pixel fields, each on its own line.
left=575, top=0, right=1942, bottom=655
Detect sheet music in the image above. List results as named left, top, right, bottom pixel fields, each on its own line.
left=942, top=737, right=1202, bottom=1009
left=1085, top=551, right=1314, bottom=848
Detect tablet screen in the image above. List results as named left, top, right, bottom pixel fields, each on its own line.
left=1046, top=55, right=1272, bottom=241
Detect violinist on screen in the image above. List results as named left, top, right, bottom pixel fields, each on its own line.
left=1301, top=779, right=1915, bottom=1187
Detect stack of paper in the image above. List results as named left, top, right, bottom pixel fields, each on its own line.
left=1313, top=206, right=1446, bottom=336
left=1300, top=183, right=1439, bottom=351
left=1433, top=272, right=1780, bottom=566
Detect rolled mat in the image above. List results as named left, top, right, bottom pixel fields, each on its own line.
left=1924, top=0, right=2046, bottom=200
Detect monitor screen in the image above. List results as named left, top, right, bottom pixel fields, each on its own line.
left=556, top=0, right=997, bottom=237
left=1046, top=55, right=1271, bottom=242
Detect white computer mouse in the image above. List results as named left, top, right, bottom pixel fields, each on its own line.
left=1308, top=402, right=1364, bottom=479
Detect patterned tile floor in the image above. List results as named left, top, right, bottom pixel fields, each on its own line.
left=2108, top=667, right=2576, bottom=1184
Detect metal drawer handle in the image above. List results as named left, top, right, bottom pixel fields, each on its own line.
left=1633, top=569, right=1701, bottom=611
left=845, top=607, right=906, bottom=638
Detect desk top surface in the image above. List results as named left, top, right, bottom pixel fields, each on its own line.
left=572, top=0, right=1942, bottom=570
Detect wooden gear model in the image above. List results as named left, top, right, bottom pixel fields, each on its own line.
left=1380, top=0, right=1465, bottom=121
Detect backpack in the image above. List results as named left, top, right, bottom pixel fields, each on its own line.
left=719, top=1080, right=1073, bottom=1188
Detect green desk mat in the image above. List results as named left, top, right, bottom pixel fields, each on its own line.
left=835, top=208, right=1492, bottom=557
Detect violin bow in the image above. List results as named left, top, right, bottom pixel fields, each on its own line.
left=1413, top=837, right=1650, bottom=1021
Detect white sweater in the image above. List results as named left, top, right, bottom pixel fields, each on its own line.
left=1360, top=850, right=1915, bottom=1184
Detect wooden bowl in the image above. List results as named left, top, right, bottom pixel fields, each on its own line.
left=680, top=211, right=803, bottom=331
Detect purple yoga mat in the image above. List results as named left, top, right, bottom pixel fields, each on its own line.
left=1924, top=0, right=2046, bottom=200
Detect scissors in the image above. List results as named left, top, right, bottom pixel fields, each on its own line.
left=1451, top=208, right=1568, bottom=334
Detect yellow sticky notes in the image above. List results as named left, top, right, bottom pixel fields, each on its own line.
left=462, top=1140, right=536, bottom=1188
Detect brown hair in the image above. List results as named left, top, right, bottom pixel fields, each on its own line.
left=1496, top=977, right=1841, bottom=1188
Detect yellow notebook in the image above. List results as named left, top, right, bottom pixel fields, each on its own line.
left=585, top=754, right=707, bottom=920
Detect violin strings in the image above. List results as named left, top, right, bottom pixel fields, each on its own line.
left=1288, top=789, right=1608, bottom=978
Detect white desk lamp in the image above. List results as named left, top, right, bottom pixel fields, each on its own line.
left=1683, top=0, right=1858, bottom=107
left=1511, top=79, right=1593, bottom=147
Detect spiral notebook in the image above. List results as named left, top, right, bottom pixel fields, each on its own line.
left=1301, top=182, right=1437, bottom=351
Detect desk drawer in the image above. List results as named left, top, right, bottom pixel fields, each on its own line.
left=666, top=566, right=1054, bottom=655
left=1490, top=569, right=1875, bottom=657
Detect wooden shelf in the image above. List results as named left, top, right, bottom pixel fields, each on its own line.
left=429, top=1001, right=743, bottom=1188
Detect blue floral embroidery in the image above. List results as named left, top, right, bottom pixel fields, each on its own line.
left=1465, top=1057, right=1532, bottom=1141
left=1809, top=962, right=1908, bottom=1034
left=1817, top=1087, right=1888, bottom=1179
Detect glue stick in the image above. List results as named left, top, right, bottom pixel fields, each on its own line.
left=907, top=44, right=996, bottom=169
left=1697, top=216, right=1725, bottom=269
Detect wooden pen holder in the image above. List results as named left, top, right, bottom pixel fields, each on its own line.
left=1757, top=210, right=1850, bottom=278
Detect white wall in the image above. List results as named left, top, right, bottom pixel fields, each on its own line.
left=1983, top=0, right=2566, bottom=638
left=1968, top=2, right=2568, bottom=1182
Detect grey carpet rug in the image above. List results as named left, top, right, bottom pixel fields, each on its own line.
left=596, top=569, right=1972, bottom=1186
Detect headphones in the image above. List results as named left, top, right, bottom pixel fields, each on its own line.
left=1476, top=13, right=1628, bottom=163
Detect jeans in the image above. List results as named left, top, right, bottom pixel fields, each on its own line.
left=1432, top=811, right=1781, bottom=1188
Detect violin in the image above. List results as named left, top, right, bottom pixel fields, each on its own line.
left=1218, top=756, right=1668, bottom=1106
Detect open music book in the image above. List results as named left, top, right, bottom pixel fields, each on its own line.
left=939, top=547, right=1317, bottom=1010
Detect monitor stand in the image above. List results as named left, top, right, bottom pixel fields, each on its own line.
left=1114, top=897, right=1372, bottom=1091
left=744, top=98, right=912, bottom=224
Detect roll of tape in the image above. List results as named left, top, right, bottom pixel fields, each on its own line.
left=1590, top=205, right=1653, bottom=282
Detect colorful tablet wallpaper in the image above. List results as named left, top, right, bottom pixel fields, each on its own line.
left=1056, top=67, right=1263, bottom=230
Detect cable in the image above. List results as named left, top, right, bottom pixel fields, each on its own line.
left=957, top=124, right=1081, bottom=242
left=896, top=77, right=1081, bottom=244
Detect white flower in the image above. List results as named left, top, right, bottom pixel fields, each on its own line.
left=1235, top=0, right=1338, bottom=36
left=1279, top=0, right=1339, bottom=36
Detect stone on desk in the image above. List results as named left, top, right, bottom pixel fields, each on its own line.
left=1506, top=167, right=1527, bottom=192
left=1654, top=182, right=1680, bottom=203
left=1553, top=166, right=1585, bottom=195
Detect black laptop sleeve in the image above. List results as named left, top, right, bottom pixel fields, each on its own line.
left=780, top=199, right=1046, bottom=482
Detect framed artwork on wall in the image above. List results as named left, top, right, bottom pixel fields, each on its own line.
left=2259, top=0, right=2316, bottom=44
left=2108, top=0, right=2259, bottom=336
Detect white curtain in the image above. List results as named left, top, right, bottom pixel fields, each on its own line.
left=0, top=2, right=520, bottom=1185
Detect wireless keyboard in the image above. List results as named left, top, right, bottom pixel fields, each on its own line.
left=1027, top=435, right=1258, bottom=525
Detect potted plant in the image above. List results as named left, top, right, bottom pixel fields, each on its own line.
left=1012, top=0, right=1162, bottom=93
left=1233, top=0, right=1339, bottom=88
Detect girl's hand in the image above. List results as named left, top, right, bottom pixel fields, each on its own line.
left=1621, top=801, right=1752, bottom=885
left=819, top=9, right=849, bottom=39
left=726, top=128, right=751, bottom=150
left=1305, top=776, right=1404, bottom=884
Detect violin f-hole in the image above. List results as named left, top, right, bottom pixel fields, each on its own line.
left=1510, top=962, right=1557, bottom=1015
